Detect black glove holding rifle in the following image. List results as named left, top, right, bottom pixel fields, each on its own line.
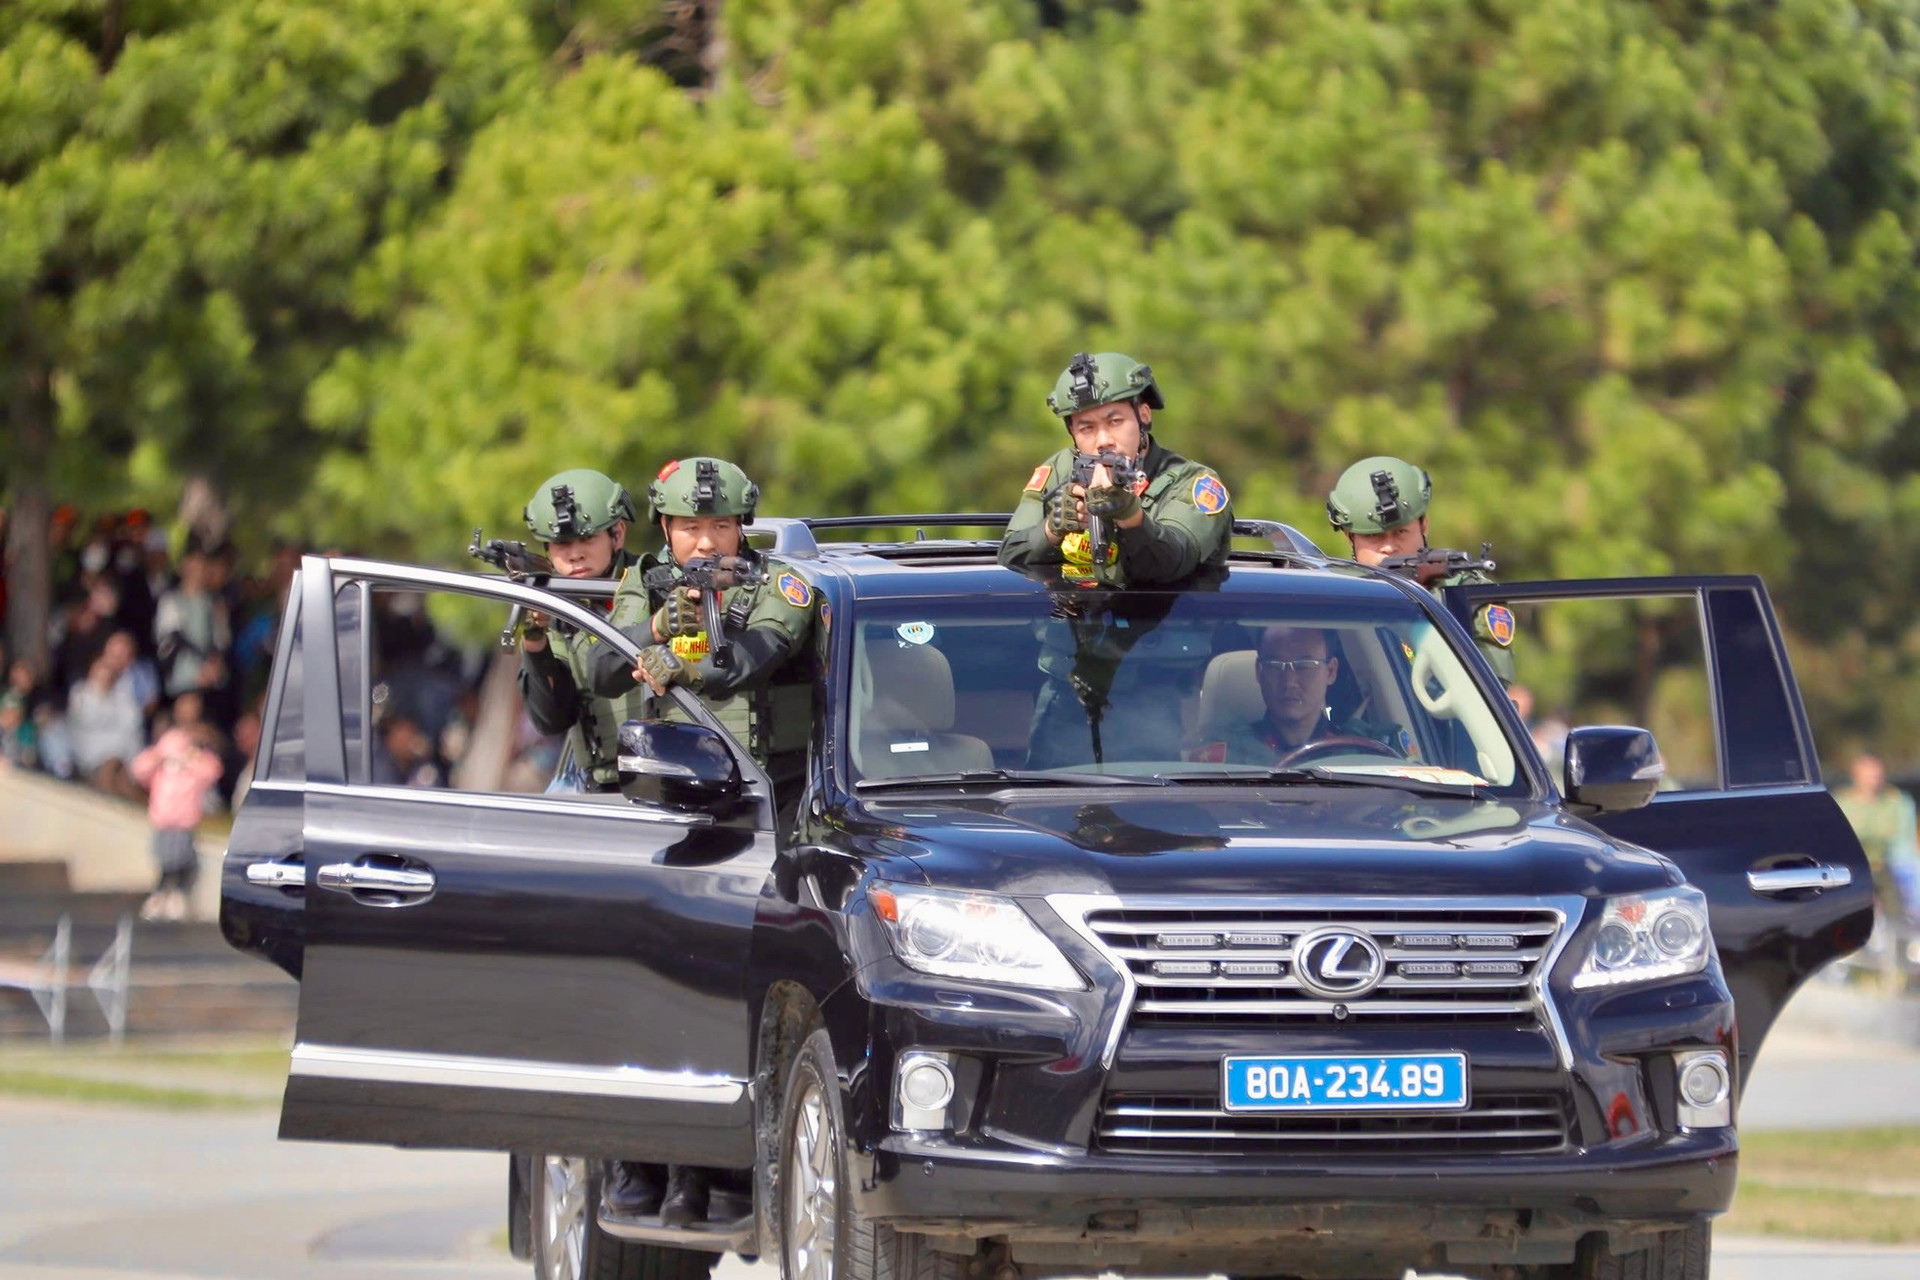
left=639, top=555, right=768, bottom=672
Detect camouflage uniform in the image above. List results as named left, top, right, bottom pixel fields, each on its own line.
left=588, top=458, right=817, bottom=766
left=1326, top=455, right=1516, bottom=686
left=1000, top=352, right=1233, bottom=586
left=515, top=470, right=648, bottom=790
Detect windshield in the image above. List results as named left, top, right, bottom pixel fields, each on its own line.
left=845, top=585, right=1523, bottom=792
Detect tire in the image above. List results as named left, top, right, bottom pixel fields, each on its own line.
left=1572, top=1221, right=1711, bottom=1280
left=778, top=1029, right=972, bottom=1280
left=530, top=1154, right=719, bottom=1280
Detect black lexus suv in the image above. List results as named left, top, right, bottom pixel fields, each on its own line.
left=222, top=517, right=1870, bottom=1280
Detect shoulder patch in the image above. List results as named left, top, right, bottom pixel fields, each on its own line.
left=1024, top=464, right=1052, bottom=494
left=1191, top=474, right=1229, bottom=515
left=777, top=571, right=813, bottom=609
left=1479, top=603, right=1516, bottom=648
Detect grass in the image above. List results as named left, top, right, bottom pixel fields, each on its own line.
left=1724, top=1126, right=1920, bottom=1245
left=0, top=1038, right=288, bottom=1109
left=0, top=1069, right=266, bottom=1110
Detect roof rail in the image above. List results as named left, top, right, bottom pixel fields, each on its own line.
left=804, top=513, right=1012, bottom=532
left=754, top=513, right=1326, bottom=562
left=750, top=518, right=821, bottom=559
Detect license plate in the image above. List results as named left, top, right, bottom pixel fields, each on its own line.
left=1222, top=1052, right=1468, bottom=1112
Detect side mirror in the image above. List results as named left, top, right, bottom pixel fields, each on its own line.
left=1563, top=726, right=1665, bottom=814
left=617, top=719, right=741, bottom=809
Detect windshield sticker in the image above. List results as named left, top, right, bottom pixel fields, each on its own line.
left=896, top=621, right=935, bottom=646
left=890, top=741, right=931, bottom=753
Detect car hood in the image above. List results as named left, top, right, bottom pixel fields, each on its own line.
left=848, top=788, right=1678, bottom=900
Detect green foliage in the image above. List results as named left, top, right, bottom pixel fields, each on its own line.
left=8, top=0, right=1920, bottom=761
left=0, top=0, right=541, bottom=523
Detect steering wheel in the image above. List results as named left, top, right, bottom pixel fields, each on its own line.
left=1273, top=735, right=1404, bottom=769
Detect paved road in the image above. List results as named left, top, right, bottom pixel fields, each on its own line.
left=2, top=1011, right=1917, bottom=1280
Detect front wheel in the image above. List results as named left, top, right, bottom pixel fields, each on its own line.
left=530, top=1154, right=718, bottom=1280
left=778, top=1030, right=971, bottom=1280
left=1569, top=1222, right=1710, bottom=1280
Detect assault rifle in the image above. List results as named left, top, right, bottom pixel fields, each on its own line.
left=1376, top=543, right=1497, bottom=589
left=1068, top=451, right=1143, bottom=569
left=469, top=529, right=556, bottom=650
left=640, top=554, right=768, bottom=670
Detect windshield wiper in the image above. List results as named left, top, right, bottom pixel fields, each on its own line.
left=1152, top=766, right=1492, bottom=800
left=856, top=768, right=1169, bottom=791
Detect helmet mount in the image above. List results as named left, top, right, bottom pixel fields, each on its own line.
left=1368, top=469, right=1403, bottom=529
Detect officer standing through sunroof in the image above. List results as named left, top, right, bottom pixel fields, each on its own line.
left=1000, top=351, right=1233, bottom=586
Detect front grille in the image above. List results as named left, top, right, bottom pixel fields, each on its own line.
left=1080, top=903, right=1563, bottom=1027
left=1097, top=1090, right=1573, bottom=1158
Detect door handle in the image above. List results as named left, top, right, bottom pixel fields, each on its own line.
left=317, top=860, right=436, bottom=899
left=245, top=859, right=305, bottom=889
left=1747, top=864, right=1853, bottom=895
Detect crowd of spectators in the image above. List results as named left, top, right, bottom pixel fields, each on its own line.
left=0, top=508, right=297, bottom=823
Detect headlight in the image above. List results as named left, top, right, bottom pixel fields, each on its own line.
left=1571, top=886, right=1714, bottom=990
left=867, top=883, right=1085, bottom=990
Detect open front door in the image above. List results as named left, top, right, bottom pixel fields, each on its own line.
left=1448, top=575, right=1871, bottom=1084
left=250, top=555, right=772, bottom=1163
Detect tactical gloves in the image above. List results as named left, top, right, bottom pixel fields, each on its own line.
left=1083, top=481, right=1141, bottom=525
left=1046, top=488, right=1087, bottom=541
left=651, top=590, right=704, bottom=642
left=635, top=644, right=703, bottom=693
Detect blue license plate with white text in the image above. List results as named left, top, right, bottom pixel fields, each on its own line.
left=1222, top=1053, right=1468, bottom=1112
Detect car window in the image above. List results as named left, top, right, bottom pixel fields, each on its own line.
left=1490, top=594, right=1719, bottom=791
left=345, top=584, right=610, bottom=797
left=1706, top=586, right=1809, bottom=787
left=263, top=593, right=306, bottom=782
left=847, top=590, right=1521, bottom=789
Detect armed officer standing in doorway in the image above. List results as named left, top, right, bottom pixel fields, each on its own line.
left=515, top=470, right=650, bottom=792
left=1326, top=455, right=1516, bottom=687
left=589, top=457, right=817, bottom=1227
left=1000, top=351, right=1233, bottom=586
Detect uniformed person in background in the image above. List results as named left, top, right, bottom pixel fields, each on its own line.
left=1000, top=351, right=1233, bottom=586
left=1325, top=456, right=1516, bottom=687
left=515, top=470, right=649, bottom=792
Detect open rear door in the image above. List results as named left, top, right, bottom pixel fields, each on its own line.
left=228, top=555, right=774, bottom=1163
left=1448, top=575, right=1871, bottom=1086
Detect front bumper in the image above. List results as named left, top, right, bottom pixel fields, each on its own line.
left=855, top=1129, right=1735, bottom=1272
left=859, top=1126, right=1738, bottom=1227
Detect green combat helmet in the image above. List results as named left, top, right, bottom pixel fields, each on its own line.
left=1046, top=351, right=1165, bottom=421
left=524, top=469, right=636, bottom=543
left=648, top=457, right=761, bottom=523
left=1326, top=456, right=1432, bottom=535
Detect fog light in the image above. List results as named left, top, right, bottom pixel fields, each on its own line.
left=895, top=1053, right=955, bottom=1130
left=1674, top=1051, right=1732, bottom=1129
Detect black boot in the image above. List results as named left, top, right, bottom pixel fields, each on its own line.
left=601, top=1160, right=664, bottom=1216
left=658, top=1165, right=710, bottom=1228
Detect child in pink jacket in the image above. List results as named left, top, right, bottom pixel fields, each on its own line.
left=130, top=723, right=224, bottom=921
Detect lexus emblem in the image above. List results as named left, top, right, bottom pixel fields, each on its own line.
left=1293, top=928, right=1386, bottom=999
